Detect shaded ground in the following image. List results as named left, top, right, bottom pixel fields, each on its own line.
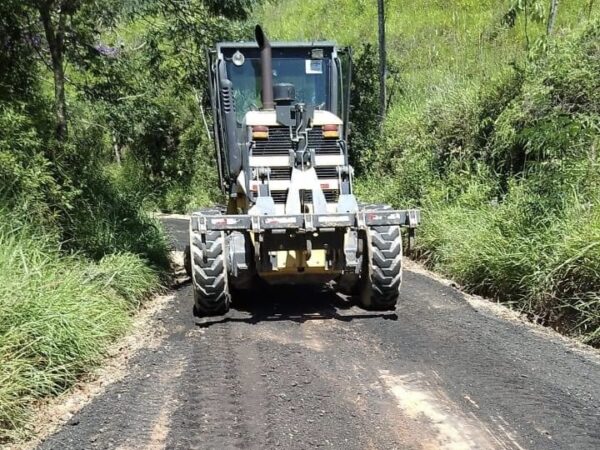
left=38, top=218, right=600, bottom=450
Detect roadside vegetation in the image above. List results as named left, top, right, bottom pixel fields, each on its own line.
left=257, top=1, right=600, bottom=345
left=0, top=214, right=160, bottom=441
left=0, top=0, right=251, bottom=442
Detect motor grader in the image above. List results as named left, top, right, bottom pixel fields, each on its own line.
left=186, top=26, right=419, bottom=317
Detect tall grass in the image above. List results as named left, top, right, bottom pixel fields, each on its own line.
left=0, top=212, right=162, bottom=442
left=358, top=19, right=600, bottom=345
left=257, top=0, right=591, bottom=108
left=412, top=184, right=600, bottom=343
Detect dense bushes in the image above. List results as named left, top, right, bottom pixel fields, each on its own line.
left=0, top=101, right=170, bottom=267
left=0, top=213, right=160, bottom=441
left=0, top=2, right=179, bottom=441
left=85, top=2, right=251, bottom=213
left=359, top=20, right=600, bottom=345
left=0, top=104, right=61, bottom=222
left=105, top=90, right=222, bottom=213
left=0, top=0, right=263, bottom=440
left=0, top=94, right=168, bottom=445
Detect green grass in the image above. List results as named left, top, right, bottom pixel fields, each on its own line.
left=260, top=2, right=600, bottom=345
left=257, top=0, right=591, bottom=108
left=358, top=19, right=600, bottom=344
left=0, top=212, right=163, bottom=442
left=417, top=187, right=600, bottom=343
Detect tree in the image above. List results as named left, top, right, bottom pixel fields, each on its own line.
left=0, top=1, right=39, bottom=102
left=377, top=0, right=387, bottom=122
left=547, top=0, right=560, bottom=35
left=152, top=0, right=253, bottom=89
left=13, top=1, right=120, bottom=146
left=36, top=1, right=69, bottom=143
left=503, top=1, right=547, bottom=49
left=349, top=45, right=380, bottom=172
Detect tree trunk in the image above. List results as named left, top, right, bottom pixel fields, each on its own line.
left=113, top=135, right=121, bottom=165
left=39, top=2, right=68, bottom=145
left=524, top=0, right=530, bottom=50
left=377, top=0, right=386, bottom=122
left=547, top=0, right=559, bottom=35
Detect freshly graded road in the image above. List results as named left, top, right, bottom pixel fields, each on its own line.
left=38, top=218, right=600, bottom=449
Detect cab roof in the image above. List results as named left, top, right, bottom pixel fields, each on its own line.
left=216, top=41, right=338, bottom=51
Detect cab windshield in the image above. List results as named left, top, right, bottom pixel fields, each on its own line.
left=226, top=57, right=331, bottom=122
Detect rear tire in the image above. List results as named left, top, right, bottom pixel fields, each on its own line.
left=190, top=213, right=231, bottom=317
left=358, top=225, right=403, bottom=311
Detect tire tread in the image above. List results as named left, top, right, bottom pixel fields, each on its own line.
left=190, top=210, right=231, bottom=316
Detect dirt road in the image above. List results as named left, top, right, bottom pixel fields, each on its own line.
left=38, top=218, right=600, bottom=449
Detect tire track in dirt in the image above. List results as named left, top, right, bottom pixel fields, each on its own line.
left=164, top=324, right=245, bottom=449
left=231, top=328, right=277, bottom=447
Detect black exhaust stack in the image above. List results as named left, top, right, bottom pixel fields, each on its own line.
left=255, top=25, right=274, bottom=110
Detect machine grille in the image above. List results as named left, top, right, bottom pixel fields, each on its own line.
left=269, top=167, right=292, bottom=180
left=315, top=167, right=338, bottom=179
left=270, top=191, right=288, bottom=203
left=307, top=128, right=340, bottom=155
left=269, top=167, right=338, bottom=180
left=252, top=127, right=291, bottom=156
left=220, top=87, right=233, bottom=113
left=270, top=189, right=340, bottom=204
left=252, top=126, right=341, bottom=156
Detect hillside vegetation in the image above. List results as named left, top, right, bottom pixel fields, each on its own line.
left=258, top=1, right=600, bottom=344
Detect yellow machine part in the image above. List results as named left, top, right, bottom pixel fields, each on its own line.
left=248, top=229, right=341, bottom=283
left=249, top=232, right=329, bottom=272
left=259, top=249, right=341, bottom=284
left=277, top=249, right=325, bottom=271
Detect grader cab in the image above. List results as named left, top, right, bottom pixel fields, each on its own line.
left=186, top=26, right=419, bottom=316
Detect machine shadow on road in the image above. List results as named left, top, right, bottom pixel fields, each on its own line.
left=194, top=285, right=398, bottom=328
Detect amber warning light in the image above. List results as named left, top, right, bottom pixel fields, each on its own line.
left=322, top=124, right=339, bottom=139
left=252, top=125, right=269, bottom=140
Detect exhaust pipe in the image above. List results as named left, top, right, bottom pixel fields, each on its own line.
left=255, top=25, right=274, bottom=110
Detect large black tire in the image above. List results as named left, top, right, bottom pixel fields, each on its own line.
left=337, top=204, right=392, bottom=297
left=190, top=217, right=231, bottom=317
left=358, top=225, right=403, bottom=310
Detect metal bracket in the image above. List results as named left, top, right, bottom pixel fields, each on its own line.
left=191, top=216, right=199, bottom=232
left=407, top=210, right=419, bottom=254
left=408, top=210, right=419, bottom=228
left=343, top=230, right=359, bottom=271
left=198, top=215, right=208, bottom=233
left=356, top=212, right=366, bottom=230
left=251, top=215, right=261, bottom=233
left=304, top=214, right=315, bottom=233
left=408, top=228, right=416, bottom=254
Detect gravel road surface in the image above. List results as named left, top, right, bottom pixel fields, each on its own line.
left=38, top=217, right=600, bottom=450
